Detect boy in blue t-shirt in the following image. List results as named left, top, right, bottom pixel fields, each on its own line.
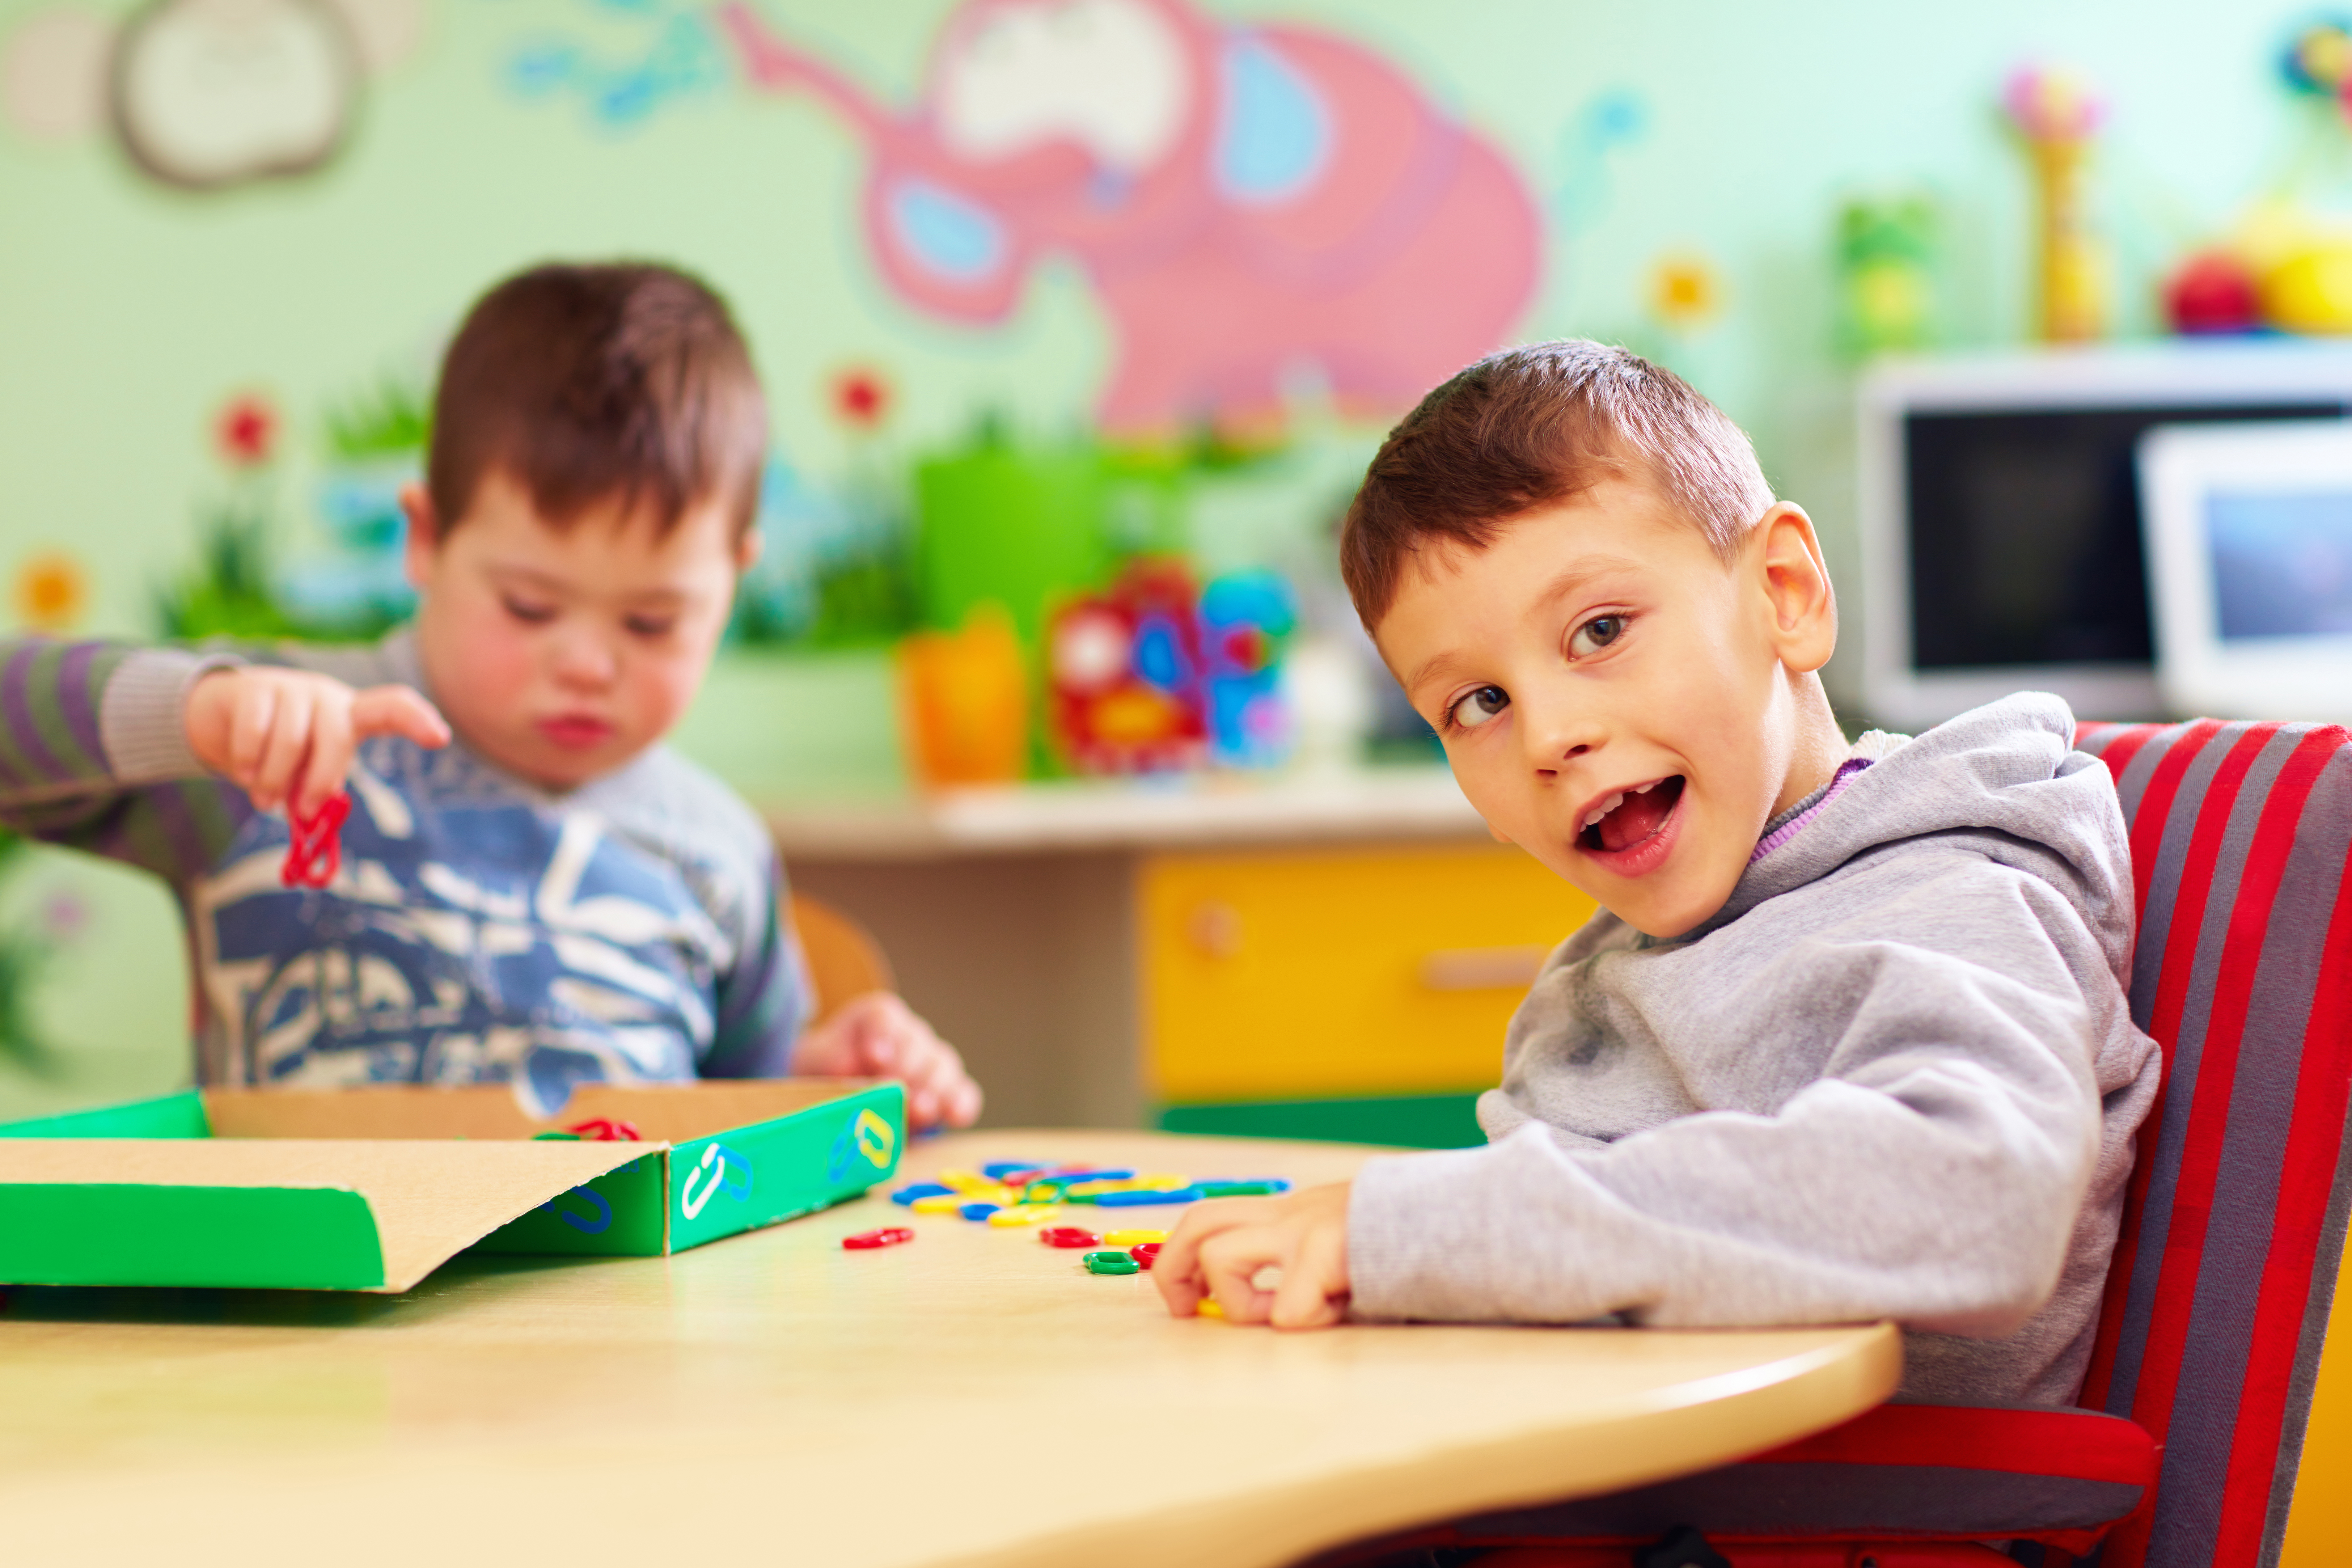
left=0, top=262, right=981, bottom=1127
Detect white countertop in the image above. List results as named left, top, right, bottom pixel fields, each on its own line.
left=765, top=765, right=1488, bottom=858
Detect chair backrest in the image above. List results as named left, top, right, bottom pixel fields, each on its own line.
left=788, top=892, right=896, bottom=1024
left=2071, top=719, right=2352, bottom=1568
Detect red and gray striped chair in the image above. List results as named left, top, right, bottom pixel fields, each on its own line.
left=1316, top=718, right=2352, bottom=1568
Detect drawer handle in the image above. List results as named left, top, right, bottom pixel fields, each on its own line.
left=1186, top=901, right=1244, bottom=959
left=1419, top=946, right=1547, bottom=992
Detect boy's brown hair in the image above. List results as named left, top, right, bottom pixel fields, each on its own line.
left=427, top=262, right=769, bottom=540
left=1340, top=341, right=1774, bottom=627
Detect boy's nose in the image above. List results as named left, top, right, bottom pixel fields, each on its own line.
left=551, top=632, right=620, bottom=689
left=1522, top=702, right=1602, bottom=774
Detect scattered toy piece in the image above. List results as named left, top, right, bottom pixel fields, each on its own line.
left=1196, top=1299, right=1225, bottom=1319
left=936, top=1168, right=996, bottom=1192
left=891, top=1182, right=955, bottom=1206
left=842, top=1226, right=915, bottom=1250
left=1083, top=1250, right=1141, bottom=1276
left=959, top=1201, right=1002, bottom=1221
left=911, top=1193, right=971, bottom=1214
left=987, top=1205, right=1059, bottom=1227
left=981, top=1160, right=1052, bottom=1181
left=1129, top=1243, right=1161, bottom=1269
left=1197, top=1179, right=1291, bottom=1197
left=280, top=789, right=351, bottom=889
left=1040, top=1226, right=1101, bottom=1249
left=1104, top=1228, right=1167, bottom=1246
left=1094, top=1186, right=1202, bottom=1208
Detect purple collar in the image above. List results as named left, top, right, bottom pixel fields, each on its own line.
left=1751, top=757, right=1873, bottom=863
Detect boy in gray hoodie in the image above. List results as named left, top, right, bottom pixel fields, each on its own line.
left=1154, top=342, right=2160, bottom=1406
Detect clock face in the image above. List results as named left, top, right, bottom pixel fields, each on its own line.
left=110, top=0, right=357, bottom=189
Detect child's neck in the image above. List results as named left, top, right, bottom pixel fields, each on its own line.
left=1771, top=672, right=1850, bottom=819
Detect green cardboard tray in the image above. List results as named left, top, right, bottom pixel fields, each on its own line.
left=0, top=1079, right=905, bottom=1292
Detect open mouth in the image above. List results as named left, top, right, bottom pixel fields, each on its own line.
left=1577, top=775, right=1687, bottom=856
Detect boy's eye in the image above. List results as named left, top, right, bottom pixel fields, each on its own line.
left=503, top=596, right=557, bottom=624
left=1568, top=614, right=1627, bottom=658
left=624, top=614, right=678, bottom=638
left=1450, top=685, right=1510, bottom=729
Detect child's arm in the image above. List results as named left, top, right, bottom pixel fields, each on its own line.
left=1161, top=857, right=2141, bottom=1336
left=1340, top=865, right=2127, bottom=1337
left=0, top=638, right=444, bottom=881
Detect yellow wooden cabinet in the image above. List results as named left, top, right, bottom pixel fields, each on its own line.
left=1138, top=842, right=1599, bottom=1104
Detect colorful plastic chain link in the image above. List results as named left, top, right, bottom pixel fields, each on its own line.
left=280, top=790, right=352, bottom=889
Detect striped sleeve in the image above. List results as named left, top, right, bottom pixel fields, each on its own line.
left=698, top=853, right=812, bottom=1078
left=0, top=638, right=251, bottom=883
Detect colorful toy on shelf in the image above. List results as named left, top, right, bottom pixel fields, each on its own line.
left=2283, top=19, right=2352, bottom=119
left=2163, top=250, right=2263, bottom=335
left=1050, top=559, right=1208, bottom=775
left=896, top=603, right=1029, bottom=788
left=1837, top=195, right=1939, bottom=358
left=1048, top=561, right=1298, bottom=775
left=2004, top=66, right=2108, bottom=344
left=1197, top=570, right=1297, bottom=769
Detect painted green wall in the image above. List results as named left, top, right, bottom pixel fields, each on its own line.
left=0, top=0, right=2331, bottom=1111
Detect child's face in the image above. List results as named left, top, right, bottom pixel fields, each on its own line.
left=402, top=469, right=755, bottom=791
left=1375, top=479, right=1834, bottom=939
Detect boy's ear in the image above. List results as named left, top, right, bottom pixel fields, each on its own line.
left=399, top=483, right=441, bottom=592
left=1755, top=502, right=1837, bottom=676
left=733, top=527, right=764, bottom=576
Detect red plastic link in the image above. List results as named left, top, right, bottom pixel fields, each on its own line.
left=842, top=1227, right=916, bottom=1250
left=563, top=1117, right=644, bottom=1142
left=280, top=790, right=352, bottom=889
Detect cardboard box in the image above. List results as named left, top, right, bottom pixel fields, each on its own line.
left=0, top=1079, right=904, bottom=1293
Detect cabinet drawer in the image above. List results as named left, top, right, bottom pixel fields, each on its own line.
left=1139, top=843, right=1598, bottom=1102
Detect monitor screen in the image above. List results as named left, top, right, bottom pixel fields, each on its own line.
left=1904, top=401, right=2348, bottom=669
left=2207, top=489, right=2352, bottom=641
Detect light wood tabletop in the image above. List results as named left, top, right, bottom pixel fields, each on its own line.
left=0, top=1130, right=1900, bottom=1568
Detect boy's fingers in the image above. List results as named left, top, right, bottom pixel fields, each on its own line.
left=1154, top=1207, right=1240, bottom=1314
left=1270, top=1224, right=1348, bottom=1330
left=1152, top=1251, right=1204, bottom=1316
left=254, top=686, right=314, bottom=810
left=229, top=685, right=278, bottom=783
left=943, top=1074, right=982, bottom=1129
left=1199, top=1230, right=1278, bottom=1324
left=351, top=685, right=451, bottom=749
left=297, top=700, right=354, bottom=819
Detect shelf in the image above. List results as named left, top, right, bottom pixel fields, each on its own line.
left=764, top=766, right=1487, bottom=859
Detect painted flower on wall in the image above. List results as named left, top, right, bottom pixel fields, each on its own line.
left=1651, top=254, right=1722, bottom=330
left=829, top=365, right=895, bottom=431
left=12, top=552, right=89, bottom=633
left=213, top=390, right=280, bottom=468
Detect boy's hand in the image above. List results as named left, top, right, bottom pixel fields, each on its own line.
left=792, top=991, right=982, bottom=1131
left=1153, top=1182, right=1352, bottom=1329
left=186, top=667, right=451, bottom=818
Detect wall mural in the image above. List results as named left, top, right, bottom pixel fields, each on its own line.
left=719, top=0, right=1543, bottom=436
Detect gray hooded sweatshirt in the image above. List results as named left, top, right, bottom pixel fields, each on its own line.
left=1347, top=693, right=2162, bottom=1406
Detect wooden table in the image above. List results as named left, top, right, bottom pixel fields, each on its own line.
left=0, top=1132, right=1900, bottom=1568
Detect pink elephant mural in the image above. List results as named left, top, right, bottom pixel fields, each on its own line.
left=718, top=0, right=1542, bottom=436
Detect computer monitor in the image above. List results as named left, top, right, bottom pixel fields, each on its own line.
left=2140, top=419, right=2352, bottom=723
left=1857, top=343, right=2352, bottom=728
